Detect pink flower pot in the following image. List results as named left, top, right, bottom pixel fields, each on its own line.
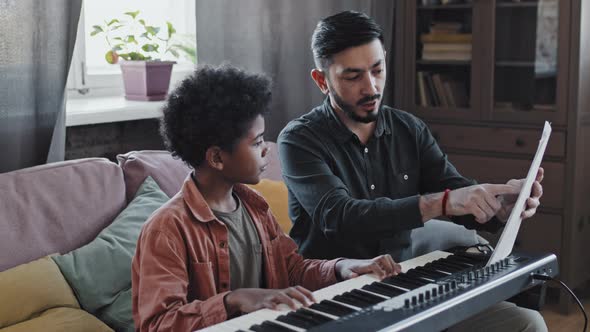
left=119, top=61, right=176, bottom=101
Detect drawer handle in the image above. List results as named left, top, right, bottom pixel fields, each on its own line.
left=515, top=138, right=525, bottom=147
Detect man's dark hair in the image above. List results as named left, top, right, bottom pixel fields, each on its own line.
left=160, top=64, right=272, bottom=168
left=311, top=10, right=384, bottom=70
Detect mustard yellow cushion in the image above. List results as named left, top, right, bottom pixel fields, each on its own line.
left=0, top=307, right=112, bottom=332
left=248, top=179, right=292, bottom=233
left=0, top=256, right=79, bottom=328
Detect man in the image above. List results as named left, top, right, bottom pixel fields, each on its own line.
left=278, top=11, right=546, bottom=331
left=132, top=64, right=401, bottom=331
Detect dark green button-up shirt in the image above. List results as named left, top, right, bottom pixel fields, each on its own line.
left=278, top=98, right=503, bottom=260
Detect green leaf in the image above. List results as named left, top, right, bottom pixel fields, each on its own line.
left=113, top=37, right=124, bottom=41
left=107, top=19, right=120, bottom=26
left=141, top=44, right=159, bottom=52
left=92, top=25, right=104, bottom=32
left=145, top=26, right=160, bottom=36
left=127, top=52, right=147, bottom=60
left=112, top=44, right=124, bottom=51
left=168, top=48, right=179, bottom=58
left=124, top=10, right=140, bottom=19
left=166, top=22, right=176, bottom=39
left=138, top=19, right=146, bottom=26
left=111, top=25, right=124, bottom=30
left=118, top=53, right=130, bottom=60
left=140, top=32, right=151, bottom=40
left=125, top=35, right=138, bottom=44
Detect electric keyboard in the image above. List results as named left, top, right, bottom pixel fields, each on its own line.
left=199, top=250, right=558, bottom=332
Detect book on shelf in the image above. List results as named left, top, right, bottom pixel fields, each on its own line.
left=423, top=43, right=472, bottom=52
left=430, top=21, right=463, bottom=34
left=422, top=51, right=471, bottom=61
left=445, top=80, right=468, bottom=107
left=420, top=33, right=472, bottom=43
left=432, top=74, right=449, bottom=107
left=417, top=71, right=429, bottom=106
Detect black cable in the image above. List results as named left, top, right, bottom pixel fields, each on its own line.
left=532, top=274, right=587, bottom=332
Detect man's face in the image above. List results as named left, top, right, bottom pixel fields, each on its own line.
left=220, top=115, right=269, bottom=185
left=324, top=39, right=386, bottom=123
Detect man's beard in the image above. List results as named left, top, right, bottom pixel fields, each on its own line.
left=331, top=90, right=381, bottom=124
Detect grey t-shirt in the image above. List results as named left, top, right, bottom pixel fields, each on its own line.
left=213, top=194, right=263, bottom=290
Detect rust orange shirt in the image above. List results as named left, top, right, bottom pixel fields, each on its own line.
left=132, top=175, right=340, bottom=331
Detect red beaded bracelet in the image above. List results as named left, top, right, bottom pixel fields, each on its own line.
left=442, top=189, right=451, bottom=217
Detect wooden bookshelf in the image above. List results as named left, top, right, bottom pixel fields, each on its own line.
left=395, top=0, right=590, bottom=313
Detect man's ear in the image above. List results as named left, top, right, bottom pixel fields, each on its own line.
left=311, top=69, right=330, bottom=95
left=205, top=146, right=224, bottom=171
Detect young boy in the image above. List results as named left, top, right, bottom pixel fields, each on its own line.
left=131, top=64, right=401, bottom=331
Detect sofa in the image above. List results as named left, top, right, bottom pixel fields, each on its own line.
left=0, top=143, right=289, bottom=332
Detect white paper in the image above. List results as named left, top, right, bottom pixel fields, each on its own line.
left=487, top=121, right=552, bottom=266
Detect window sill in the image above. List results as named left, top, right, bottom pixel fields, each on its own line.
left=66, top=96, right=163, bottom=127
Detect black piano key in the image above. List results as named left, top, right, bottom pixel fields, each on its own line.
left=351, top=289, right=386, bottom=304
left=295, top=309, right=333, bottom=323
left=394, top=274, right=430, bottom=286
left=381, top=276, right=419, bottom=290
left=276, top=314, right=315, bottom=329
left=363, top=282, right=405, bottom=297
left=333, top=293, right=372, bottom=308
left=429, top=261, right=464, bottom=273
left=415, top=266, right=449, bottom=278
left=438, top=259, right=471, bottom=270
left=405, top=269, right=436, bottom=282
left=310, top=300, right=356, bottom=317
left=250, top=321, right=296, bottom=332
left=423, top=262, right=454, bottom=274
left=341, top=291, right=376, bottom=306
left=444, top=256, right=476, bottom=268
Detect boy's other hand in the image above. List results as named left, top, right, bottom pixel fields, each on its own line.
left=335, top=254, right=401, bottom=280
left=224, top=286, right=316, bottom=315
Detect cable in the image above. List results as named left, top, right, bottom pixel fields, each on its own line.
left=532, top=274, right=587, bottom=332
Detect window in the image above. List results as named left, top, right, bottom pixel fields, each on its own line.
left=67, top=0, right=196, bottom=98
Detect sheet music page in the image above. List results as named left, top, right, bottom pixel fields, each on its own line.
left=487, top=121, right=552, bottom=266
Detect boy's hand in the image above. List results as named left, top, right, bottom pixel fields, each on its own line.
left=335, top=254, right=401, bottom=280
left=224, top=286, right=316, bottom=315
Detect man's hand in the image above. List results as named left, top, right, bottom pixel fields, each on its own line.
left=224, top=287, right=316, bottom=315
left=496, top=167, right=544, bottom=222
left=446, top=183, right=520, bottom=224
left=335, top=254, right=401, bottom=280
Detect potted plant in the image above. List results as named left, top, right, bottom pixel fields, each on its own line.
left=91, top=11, right=196, bottom=101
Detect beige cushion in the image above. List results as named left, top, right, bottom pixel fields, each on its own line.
left=248, top=179, right=291, bottom=233
left=0, top=307, right=112, bottom=332
left=0, top=256, right=79, bottom=328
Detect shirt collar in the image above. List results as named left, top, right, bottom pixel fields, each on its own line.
left=181, top=173, right=269, bottom=223
left=321, top=96, right=391, bottom=143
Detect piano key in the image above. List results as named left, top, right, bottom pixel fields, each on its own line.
left=333, top=293, right=374, bottom=308
left=404, top=269, right=436, bottom=282
left=309, top=300, right=357, bottom=317
left=415, top=266, right=449, bottom=278
left=276, top=315, right=313, bottom=329
left=292, top=310, right=332, bottom=324
left=392, top=274, right=429, bottom=286
left=380, top=277, right=419, bottom=290
left=351, top=289, right=387, bottom=304
left=362, top=282, right=404, bottom=297
left=250, top=320, right=300, bottom=332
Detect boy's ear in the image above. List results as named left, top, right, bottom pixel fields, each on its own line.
left=311, top=68, right=329, bottom=95
left=205, top=146, right=224, bottom=171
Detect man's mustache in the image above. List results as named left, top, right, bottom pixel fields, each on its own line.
left=357, top=94, right=381, bottom=106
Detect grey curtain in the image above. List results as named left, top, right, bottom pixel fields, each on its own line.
left=196, top=0, right=396, bottom=140
left=0, top=0, right=82, bottom=173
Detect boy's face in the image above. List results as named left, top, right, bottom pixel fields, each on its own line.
left=323, top=39, right=386, bottom=123
left=220, top=115, right=269, bottom=185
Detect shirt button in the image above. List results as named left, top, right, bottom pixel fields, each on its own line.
left=221, top=282, right=228, bottom=289
left=403, top=174, right=409, bottom=180
left=364, top=147, right=369, bottom=154
left=219, top=241, right=226, bottom=248
left=370, top=184, right=375, bottom=190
